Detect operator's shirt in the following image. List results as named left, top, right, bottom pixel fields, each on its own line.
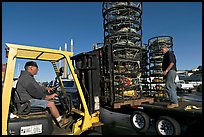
left=16, top=71, right=46, bottom=102
left=162, top=50, right=177, bottom=71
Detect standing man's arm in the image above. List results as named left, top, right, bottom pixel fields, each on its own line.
left=163, top=51, right=176, bottom=76
left=163, top=62, right=174, bottom=76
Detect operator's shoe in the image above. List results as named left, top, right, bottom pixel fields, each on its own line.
left=167, top=103, right=179, bottom=108
left=58, top=116, right=73, bottom=128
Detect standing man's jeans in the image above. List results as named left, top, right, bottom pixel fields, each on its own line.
left=164, top=70, right=178, bottom=104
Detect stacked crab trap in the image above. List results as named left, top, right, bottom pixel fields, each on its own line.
left=100, top=2, right=154, bottom=108
left=148, top=36, right=173, bottom=101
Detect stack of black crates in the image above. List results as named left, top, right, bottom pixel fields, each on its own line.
left=140, top=43, right=150, bottom=97
left=148, top=36, right=173, bottom=101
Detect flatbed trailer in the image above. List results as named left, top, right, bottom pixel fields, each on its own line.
left=103, top=100, right=202, bottom=135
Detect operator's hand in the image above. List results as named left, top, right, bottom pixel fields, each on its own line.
left=45, top=93, right=58, bottom=101
left=50, top=93, right=58, bottom=99
left=46, top=87, right=56, bottom=93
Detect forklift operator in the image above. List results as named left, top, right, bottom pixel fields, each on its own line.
left=16, top=61, right=70, bottom=128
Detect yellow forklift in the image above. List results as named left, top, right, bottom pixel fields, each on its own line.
left=2, top=43, right=103, bottom=135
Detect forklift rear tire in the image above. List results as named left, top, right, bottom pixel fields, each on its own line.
left=81, top=129, right=102, bottom=135
left=87, top=130, right=102, bottom=135
left=155, top=116, right=181, bottom=135
left=130, top=111, right=150, bottom=133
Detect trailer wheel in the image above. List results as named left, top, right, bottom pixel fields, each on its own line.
left=130, top=111, right=150, bottom=133
left=156, top=116, right=181, bottom=135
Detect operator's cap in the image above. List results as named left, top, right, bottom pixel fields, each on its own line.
left=161, top=45, right=168, bottom=49
left=24, top=61, right=38, bottom=70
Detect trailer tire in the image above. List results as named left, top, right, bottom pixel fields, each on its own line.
left=130, top=111, right=150, bottom=133
left=156, top=116, right=181, bottom=135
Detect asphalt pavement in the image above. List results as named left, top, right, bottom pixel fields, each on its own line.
left=178, top=92, right=202, bottom=102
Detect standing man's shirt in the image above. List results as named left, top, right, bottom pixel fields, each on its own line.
left=16, top=71, right=46, bottom=102
left=162, top=50, right=177, bottom=71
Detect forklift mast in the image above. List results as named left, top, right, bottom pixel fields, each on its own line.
left=71, top=51, right=101, bottom=114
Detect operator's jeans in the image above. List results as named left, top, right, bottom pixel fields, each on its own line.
left=164, top=70, right=178, bottom=104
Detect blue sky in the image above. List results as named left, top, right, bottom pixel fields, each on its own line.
left=2, top=2, right=202, bottom=82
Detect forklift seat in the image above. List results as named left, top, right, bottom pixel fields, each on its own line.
left=12, top=89, right=45, bottom=115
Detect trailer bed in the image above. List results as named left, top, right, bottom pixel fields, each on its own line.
left=139, top=101, right=202, bottom=118
left=104, top=100, right=202, bottom=118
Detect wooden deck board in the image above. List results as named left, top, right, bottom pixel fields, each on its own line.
left=113, top=97, right=154, bottom=109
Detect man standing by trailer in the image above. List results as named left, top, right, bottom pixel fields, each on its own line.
left=161, top=46, right=178, bottom=108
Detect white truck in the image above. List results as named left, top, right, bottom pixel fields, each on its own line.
left=175, top=80, right=194, bottom=93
